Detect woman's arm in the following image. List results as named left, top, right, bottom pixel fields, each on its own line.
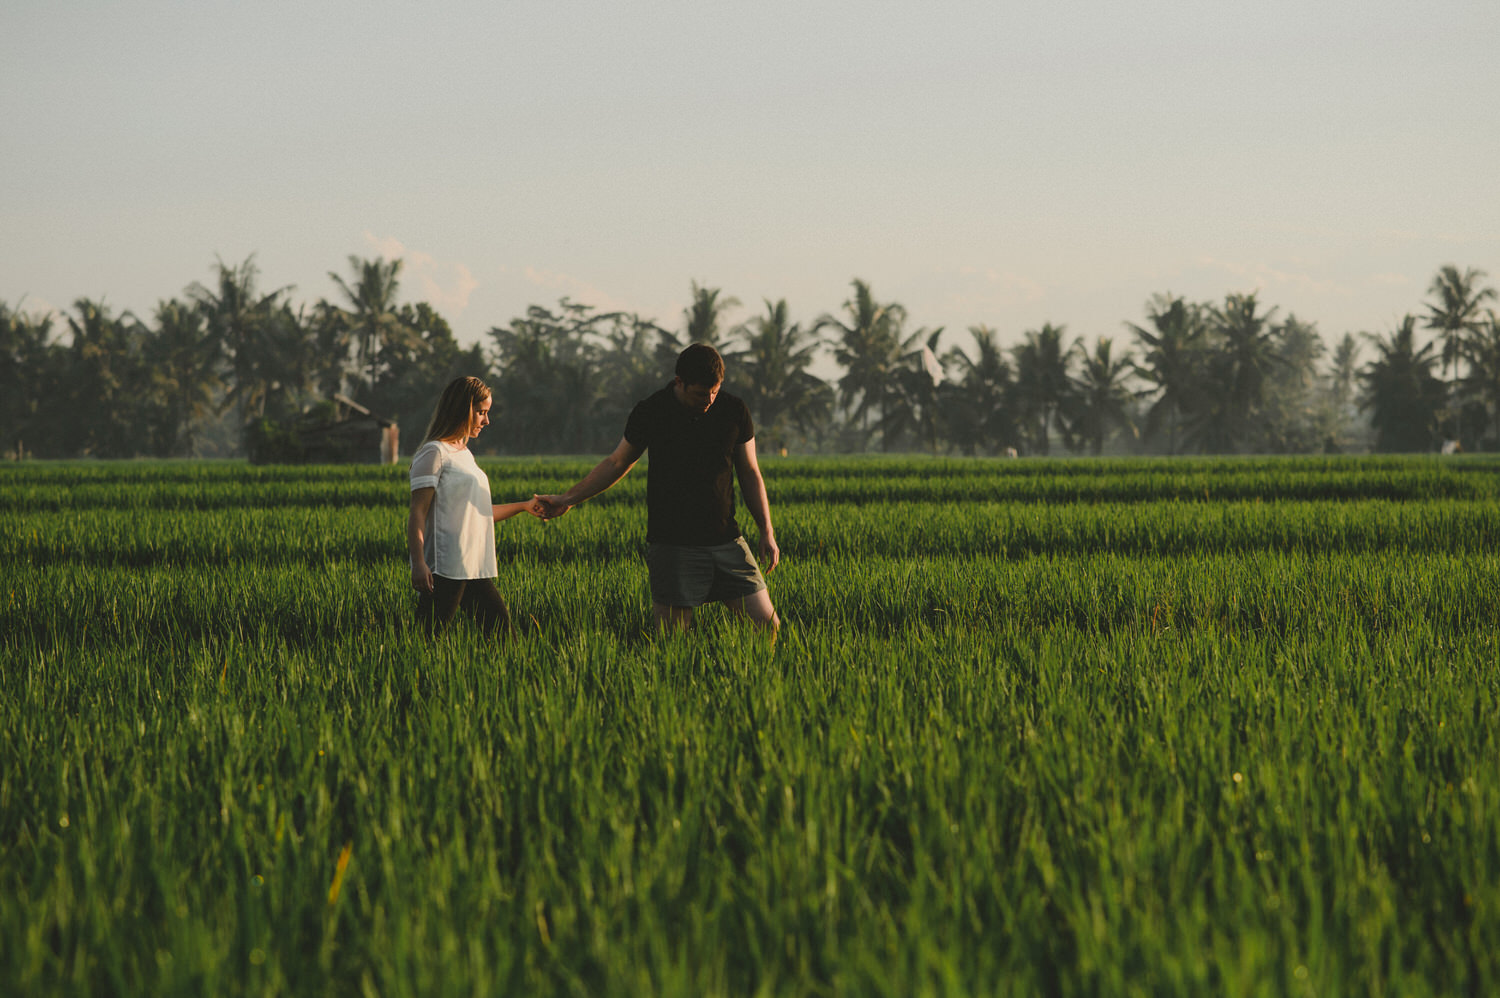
left=492, top=498, right=545, bottom=522
left=408, top=486, right=436, bottom=592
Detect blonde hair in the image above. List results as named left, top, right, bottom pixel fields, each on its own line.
left=423, top=376, right=492, bottom=443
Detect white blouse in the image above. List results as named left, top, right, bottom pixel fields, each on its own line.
left=409, top=439, right=497, bottom=580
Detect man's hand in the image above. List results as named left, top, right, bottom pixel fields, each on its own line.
left=412, top=562, right=435, bottom=594
left=733, top=438, right=779, bottom=574
left=533, top=494, right=573, bottom=520
left=759, top=532, right=780, bottom=573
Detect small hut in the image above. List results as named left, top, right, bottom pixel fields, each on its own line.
left=246, top=395, right=399, bottom=465
left=300, top=394, right=400, bottom=464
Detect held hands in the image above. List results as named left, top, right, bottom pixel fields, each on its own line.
left=532, top=494, right=573, bottom=521
left=497, top=499, right=550, bottom=523
left=501, top=495, right=565, bottom=524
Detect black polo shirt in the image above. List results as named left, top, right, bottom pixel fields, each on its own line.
left=623, top=383, right=755, bottom=545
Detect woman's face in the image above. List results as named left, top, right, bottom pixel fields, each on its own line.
left=467, top=396, right=492, bottom=439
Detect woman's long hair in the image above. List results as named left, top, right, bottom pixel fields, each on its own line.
left=423, top=376, right=491, bottom=443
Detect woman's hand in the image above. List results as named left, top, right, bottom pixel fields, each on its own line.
left=493, top=499, right=547, bottom=522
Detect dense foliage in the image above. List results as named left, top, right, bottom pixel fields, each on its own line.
left=4, top=261, right=1497, bottom=459
left=3, top=455, right=1498, bottom=996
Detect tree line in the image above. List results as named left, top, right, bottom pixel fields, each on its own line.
left=2, top=257, right=1495, bottom=460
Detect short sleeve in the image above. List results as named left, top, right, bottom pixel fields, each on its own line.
left=623, top=399, right=654, bottom=451
left=409, top=441, right=442, bottom=490
left=736, top=397, right=754, bottom=445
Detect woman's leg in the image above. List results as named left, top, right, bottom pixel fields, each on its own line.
left=460, top=578, right=513, bottom=639
left=416, top=575, right=466, bottom=636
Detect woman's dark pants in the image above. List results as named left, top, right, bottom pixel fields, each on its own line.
left=416, top=576, right=512, bottom=638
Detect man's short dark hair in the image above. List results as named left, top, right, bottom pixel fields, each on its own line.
left=676, top=343, right=725, bottom=386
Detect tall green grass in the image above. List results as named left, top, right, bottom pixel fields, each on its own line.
left=2, top=456, right=1497, bottom=996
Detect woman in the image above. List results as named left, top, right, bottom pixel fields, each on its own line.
left=407, top=376, right=540, bottom=637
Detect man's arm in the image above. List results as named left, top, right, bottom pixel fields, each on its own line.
left=733, top=437, right=779, bottom=572
left=535, top=437, right=644, bottom=518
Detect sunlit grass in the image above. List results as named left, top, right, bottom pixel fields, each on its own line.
left=2, top=456, right=1498, bottom=996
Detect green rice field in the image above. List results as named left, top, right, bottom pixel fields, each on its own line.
left=3, top=455, right=1498, bottom=996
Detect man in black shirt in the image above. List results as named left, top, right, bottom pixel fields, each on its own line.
left=535, top=344, right=781, bottom=633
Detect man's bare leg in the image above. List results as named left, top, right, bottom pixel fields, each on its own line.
left=653, top=603, right=694, bottom=633
left=725, top=589, right=780, bottom=635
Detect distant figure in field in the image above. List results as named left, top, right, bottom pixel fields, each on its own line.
left=407, top=376, right=544, bottom=637
left=535, top=344, right=781, bottom=634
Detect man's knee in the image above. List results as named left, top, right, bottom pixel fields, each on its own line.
left=731, top=590, right=779, bottom=631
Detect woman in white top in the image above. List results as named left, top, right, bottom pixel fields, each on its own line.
left=407, top=376, right=541, bottom=637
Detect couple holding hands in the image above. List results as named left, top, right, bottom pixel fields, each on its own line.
left=406, top=345, right=780, bottom=638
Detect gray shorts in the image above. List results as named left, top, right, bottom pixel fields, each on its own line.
left=647, top=537, right=767, bottom=608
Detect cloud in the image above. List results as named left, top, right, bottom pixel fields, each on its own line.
left=1193, top=256, right=1348, bottom=297
left=941, top=266, right=1047, bottom=317
left=1374, top=227, right=1498, bottom=248
left=517, top=266, right=647, bottom=317
left=954, top=266, right=1046, bottom=305
left=362, top=233, right=479, bottom=316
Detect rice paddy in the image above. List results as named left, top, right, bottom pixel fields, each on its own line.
left=2, top=455, right=1497, bottom=996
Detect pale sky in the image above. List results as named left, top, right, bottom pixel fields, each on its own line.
left=4, top=0, right=1498, bottom=366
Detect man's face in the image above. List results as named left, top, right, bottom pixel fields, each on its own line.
left=675, top=378, right=721, bottom=414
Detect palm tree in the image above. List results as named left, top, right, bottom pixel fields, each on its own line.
left=1067, top=336, right=1137, bottom=455
left=683, top=281, right=740, bottom=348
left=66, top=298, right=147, bottom=457
left=489, top=298, right=611, bottom=453
left=308, top=300, right=354, bottom=400
left=1359, top=315, right=1444, bottom=452
left=737, top=299, right=832, bottom=453
left=373, top=302, right=492, bottom=454
left=1328, top=333, right=1359, bottom=407
left=1459, top=311, right=1500, bottom=448
left=1011, top=323, right=1071, bottom=455
left=882, top=327, right=947, bottom=452
left=262, top=303, right=321, bottom=419
left=1423, top=264, right=1496, bottom=446
left=1274, top=315, right=1324, bottom=390
left=1260, top=314, right=1327, bottom=453
left=1217, top=292, right=1281, bottom=419
left=329, top=256, right=418, bottom=395
left=1, top=301, right=58, bottom=458
left=143, top=299, right=222, bottom=456
left=657, top=281, right=742, bottom=367
left=1326, top=333, right=1362, bottom=449
left=944, top=325, right=1017, bottom=456
left=1423, top=264, right=1496, bottom=379
left=814, top=279, right=907, bottom=450
left=1192, top=293, right=1281, bottom=453
left=186, top=255, right=293, bottom=419
left=1127, top=294, right=1207, bottom=454
left=597, top=312, right=671, bottom=438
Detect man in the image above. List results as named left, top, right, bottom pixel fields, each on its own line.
left=535, top=343, right=781, bottom=633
